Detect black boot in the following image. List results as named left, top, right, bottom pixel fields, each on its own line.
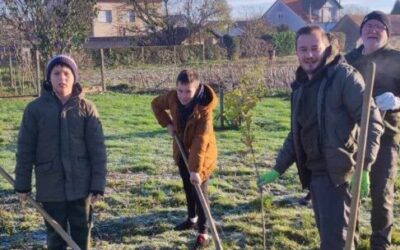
left=174, top=218, right=196, bottom=231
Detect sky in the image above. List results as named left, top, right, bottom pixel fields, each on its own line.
left=228, top=0, right=396, bottom=19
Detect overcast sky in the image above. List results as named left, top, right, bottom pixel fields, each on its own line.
left=228, top=0, right=396, bottom=19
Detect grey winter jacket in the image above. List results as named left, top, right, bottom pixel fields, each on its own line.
left=15, top=84, right=107, bottom=202
left=274, top=54, right=384, bottom=188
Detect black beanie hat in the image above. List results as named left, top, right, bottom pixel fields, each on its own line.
left=46, top=54, right=79, bottom=83
left=360, top=11, right=391, bottom=37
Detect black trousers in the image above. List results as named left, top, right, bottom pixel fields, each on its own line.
left=178, top=159, right=209, bottom=234
left=41, top=197, right=92, bottom=250
left=310, top=175, right=355, bottom=250
left=370, top=142, right=399, bottom=250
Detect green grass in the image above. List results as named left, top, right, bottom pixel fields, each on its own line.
left=0, top=92, right=399, bottom=249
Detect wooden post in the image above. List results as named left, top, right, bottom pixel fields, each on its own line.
left=141, top=46, right=145, bottom=64
left=219, top=83, right=224, bottom=128
left=174, top=45, right=177, bottom=66
left=0, top=48, right=4, bottom=88
left=202, top=43, right=206, bottom=63
left=344, top=62, right=376, bottom=250
left=35, top=50, right=41, bottom=96
left=100, top=49, right=106, bottom=92
left=21, top=65, right=25, bottom=95
left=9, top=52, right=14, bottom=90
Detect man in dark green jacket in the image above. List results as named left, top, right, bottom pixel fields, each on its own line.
left=14, top=55, right=107, bottom=250
left=346, top=11, right=400, bottom=250
left=259, top=25, right=384, bottom=249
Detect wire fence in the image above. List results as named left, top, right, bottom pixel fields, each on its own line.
left=0, top=44, right=293, bottom=98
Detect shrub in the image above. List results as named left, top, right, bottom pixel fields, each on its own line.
left=224, top=64, right=265, bottom=128
left=272, top=31, right=296, bottom=56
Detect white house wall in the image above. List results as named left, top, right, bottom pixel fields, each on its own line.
left=263, top=0, right=307, bottom=32
left=319, top=0, right=340, bottom=22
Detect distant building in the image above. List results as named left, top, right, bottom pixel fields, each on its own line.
left=332, top=14, right=400, bottom=51
left=262, top=0, right=342, bottom=32
left=92, top=0, right=163, bottom=37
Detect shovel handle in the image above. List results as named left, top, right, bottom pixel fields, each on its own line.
left=173, top=135, right=224, bottom=250
left=0, top=166, right=82, bottom=250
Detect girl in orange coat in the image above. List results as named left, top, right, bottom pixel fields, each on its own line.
left=151, top=69, right=218, bottom=249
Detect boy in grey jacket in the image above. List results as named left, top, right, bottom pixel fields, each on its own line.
left=14, top=55, right=107, bottom=250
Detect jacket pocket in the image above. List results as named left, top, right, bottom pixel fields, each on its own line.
left=325, top=147, right=355, bottom=175
left=75, top=157, right=91, bottom=177
left=301, top=136, right=322, bottom=162
left=34, top=161, right=63, bottom=200
left=335, top=125, right=357, bottom=153
left=76, top=156, right=90, bottom=169
left=73, top=157, right=91, bottom=193
left=34, top=161, right=53, bottom=174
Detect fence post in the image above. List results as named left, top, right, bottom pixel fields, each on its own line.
left=9, top=52, right=16, bottom=93
left=202, top=43, right=206, bottom=63
left=174, top=45, right=177, bottom=66
left=219, top=83, right=224, bottom=128
left=100, top=49, right=106, bottom=92
left=141, top=46, right=145, bottom=64
left=21, top=65, right=24, bottom=95
left=35, top=50, right=41, bottom=96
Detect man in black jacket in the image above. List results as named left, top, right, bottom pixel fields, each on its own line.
left=259, top=25, right=384, bottom=250
left=346, top=11, right=400, bottom=250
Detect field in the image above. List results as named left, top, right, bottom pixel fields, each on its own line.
left=0, top=92, right=399, bottom=249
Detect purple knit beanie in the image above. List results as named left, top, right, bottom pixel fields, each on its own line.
left=46, top=54, right=79, bottom=83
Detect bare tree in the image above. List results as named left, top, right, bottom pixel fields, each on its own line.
left=240, top=19, right=275, bottom=58
left=126, top=0, right=166, bottom=33
left=0, top=0, right=97, bottom=61
left=182, top=0, right=231, bottom=35
left=126, top=0, right=230, bottom=45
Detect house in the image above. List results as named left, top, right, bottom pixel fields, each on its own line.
left=92, top=0, right=163, bottom=37
left=332, top=14, right=400, bottom=51
left=392, top=0, right=400, bottom=14
left=86, top=0, right=222, bottom=48
left=330, top=14, right=363, bottom=51
left=262, top=0, right=342, bottom=32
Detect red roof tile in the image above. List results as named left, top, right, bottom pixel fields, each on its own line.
left=282, top=0, right=311, bottom=22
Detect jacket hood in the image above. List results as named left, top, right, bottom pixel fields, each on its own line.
left=195, top=84, right=218, bottom=112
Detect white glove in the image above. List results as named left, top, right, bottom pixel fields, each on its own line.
left=375, top=92, right=400, bottom=111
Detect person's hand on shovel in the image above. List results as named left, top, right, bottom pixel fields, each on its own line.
left=190, top=172, right=201, bottom=185
left=90, top=191, right=104, bottom=204
left=17, top=192, right=29, bottom=207
left=167, top=124, right=176, bottom=137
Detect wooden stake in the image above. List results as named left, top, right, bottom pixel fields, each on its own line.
left=345, top=62, right=376, bottom=250
left=35, top=50, right=41, bottom=96
left=100, top=49, right=106, bottom=92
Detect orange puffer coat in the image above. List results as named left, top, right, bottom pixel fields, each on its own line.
left=151, top=84, right=218, bottom=180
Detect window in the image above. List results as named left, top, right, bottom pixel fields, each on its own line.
left=126, top=10, right=135, bottom=22
left=119, top=27, right=127, bottom=36
left=98, top=10, right=112, bottom=23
